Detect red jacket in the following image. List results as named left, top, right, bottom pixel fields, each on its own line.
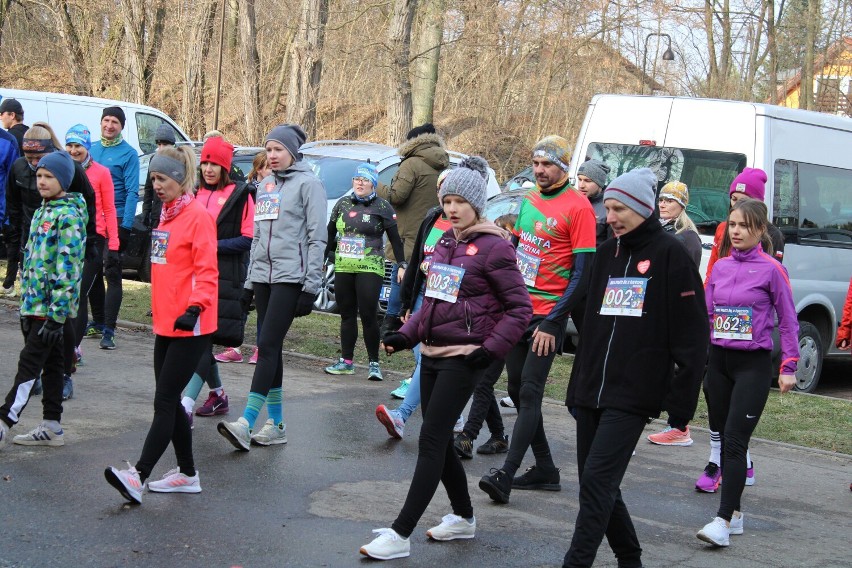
left=837, top=277, right=852, bottom=349
left=85, top=160, right=120, bottom=251
left=151, top=198, right=219, bottom=337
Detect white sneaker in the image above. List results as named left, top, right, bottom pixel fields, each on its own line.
left=499, top=396, right=515, bottom=408
left=104, top=462, right=144, bottom=504
left=0, top=422, right=7, bottom=450
left=729, top=511, right=744, bottom=535
left=2, top=285, right=16, bottom=297
left=426, top=514, right=476, bottom=541
left=217, top=417, right=251, bottom=451
left=147, top=467, right=202, bottom=493
left=453, top=414, right=465, bottom=434
left=360, top=528, right=410, bottom=560
left=697, top=516, right=731, bottom=546
left=12, top=422, right=64, bottom=446
left=251, top=419, right=288, bottom=446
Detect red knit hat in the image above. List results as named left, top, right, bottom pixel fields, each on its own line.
left=200, top=136, right=234, bottom=171
left=729, top=168, right=766, bottom=201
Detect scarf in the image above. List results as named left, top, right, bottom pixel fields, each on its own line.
left=100, top=134, right=123, bottom=148
left=352, top=191, right=377, bottom=204
left=81, top=155, right=92, bottom=170
left=160, top=193, right=193, bottom=224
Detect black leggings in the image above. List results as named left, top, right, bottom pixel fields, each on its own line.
left=88, top=244, right=123, bottom=330
left=334, top=271, right=382, bottom=361
left=135, top=334, right=210, bottom=481
left=249, top=282, right=300, bottom=395
left=392, top=356, right=481, bottom=538
left=502, top=317, right=560, bottom=477
left=704, top=346, right=771, bottom=521
left=462, top=358, right=506, bottom=440
left=2, top=225, right=19, bottom=289
left=74, top=236, right=105, bottom=347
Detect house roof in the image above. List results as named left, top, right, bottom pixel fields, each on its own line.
left=772, top=36, right=852, bottom=102
left=583, top=40, right=667, bottom=92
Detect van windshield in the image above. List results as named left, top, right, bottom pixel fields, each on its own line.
left=585, top=143, right=747, bottom=234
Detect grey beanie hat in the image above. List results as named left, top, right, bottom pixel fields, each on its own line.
left=265, top=124, right=307, bottom=162
left=577, top=159, right=610, bottom=189
left=154, top=124, right=176, bottom=145
left=603, top=167, right=657, bottom=219
left=439, top=156, right=489, bottom=217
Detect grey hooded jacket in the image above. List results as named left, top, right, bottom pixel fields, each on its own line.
left=247, top=160, right=327, bottom=295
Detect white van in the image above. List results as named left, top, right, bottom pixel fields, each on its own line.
left=0, top=88, right=190, bottom=155
left=569, top=94, right=852, bottom=392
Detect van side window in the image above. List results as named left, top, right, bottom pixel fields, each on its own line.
left=775, top=159, right=852, bottom=244
left=136, top=113, right=186, bottom=155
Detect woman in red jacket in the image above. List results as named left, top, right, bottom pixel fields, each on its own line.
left=839, top=278, right=852, bottom=492
left=104, top=145, right=219, bottom=504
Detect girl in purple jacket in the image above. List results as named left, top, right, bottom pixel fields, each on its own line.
left=697, top=199, right=799, bottom=548
left=359, top=158, right=532, bottom=561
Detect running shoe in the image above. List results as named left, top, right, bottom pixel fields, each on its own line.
left=454, top=432, right=473, bottom=459
left=647, top=425, right=693, bottom=446
left=85, top=323, right=103, bottom=339
left=248, top=347, right=259, bottom=364
left=13, top=422, right=64, bottom=446
left=697, top=517, right=730, bottom=547
left=368, top=361, right=383, bottom=381
left=360, top=528, right=410, bottom=560
left=695, top=462, right=722, bottom=493
left=512, top=465, right=561, bottom=491
left=74, top=346, right=84, bottom=367
left=104, top=462, right=143, bottom=504
left=195, top=391, right=229, bottom=416
left=147, top=467, right=202, bottom=493
left=2, top=285, right=16, bottom=297
left=62, top=375, right=74, bottom=401
left=251, top=419, right=288, bottom=446
left=325, top=358, right=355, bottom=375
left=217, top=417, right=251, bottom=451
left=390, top=378, right=411, bottom=399
left=745, top=464, right=755, bottom=486
left=214, top=347, right=243, bottom=363
left=100, top=329, right=116, bottom=350
left=499, top=396, right=515, bottom=408
left=376, top=405, right=404, bottom=439
left=479, top=468, right=511, bottom=504
left=426, top=514, right=476, bottom=541
left=454, top=414, right=465, bottom=434
left=477, top=435, right=509, bottom=455
left=729, top=511, right=744, bottom=535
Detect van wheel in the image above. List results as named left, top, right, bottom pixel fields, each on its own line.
left=793, top=322, right=822, bottom=393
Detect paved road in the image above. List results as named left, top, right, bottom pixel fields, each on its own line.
left=0, top=306, right=850, bottom=567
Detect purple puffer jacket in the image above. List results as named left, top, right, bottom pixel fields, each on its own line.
left=399, top=222, right=532, bottom=359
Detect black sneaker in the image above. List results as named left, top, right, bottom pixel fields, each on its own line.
left=479, top=468, right=511, bottom=504
left=477, top=435, right=509, bottom=455
left=454, top=432, right=473, bottom=459
left=512, top=465, right=561, bottom=491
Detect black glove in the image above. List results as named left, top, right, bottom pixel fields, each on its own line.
left=294, top=291, right=317, bottom=318
left=38, top=318, right=64, bottom=347
left=105, top=249, right=121, bottom=271
left=464, top=347, right=492, bottom=370
left=174, top=306, right=201, bottom=331
left=325, top=251, right=335, bottom=265
left=382, top=332, right=409, bottom=353
left=118, top=226, right=132, bottom=250
left=240, top=288, right=255, bottom=313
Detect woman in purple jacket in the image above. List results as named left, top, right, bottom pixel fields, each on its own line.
left=697, top=199, right=799, bottom=548
left=359, top=158, right=532, bottom=561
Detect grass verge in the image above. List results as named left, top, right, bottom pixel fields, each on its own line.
left=81, top=275, right=852, bottom=455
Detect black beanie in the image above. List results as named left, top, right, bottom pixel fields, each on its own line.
left=405, top=123, right=436, bottom=140
left=102, top=106, right=126, bottom=129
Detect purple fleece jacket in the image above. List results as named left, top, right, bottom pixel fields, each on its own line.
left=705, top=243, right=799, bottom=374
left=399, top=222, right=532, bottom=360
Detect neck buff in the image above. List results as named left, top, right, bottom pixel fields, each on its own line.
left=160, top=193, right=193, bottom=224
left=100, top=134, right=123, bottom=148
left=353, top=191, right=377, bottom=204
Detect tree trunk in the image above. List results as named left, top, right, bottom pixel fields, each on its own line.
left=119, top=0, right=165, bottom=104
left=767, top=0, right=778, bottom=104
left=0, top=0, right=12, bottom=53
left=800, top=0, right=820, bottom=110
left=227, top=0, right=240, bottom=55
left=411, top=0, right=444, bottom=126
left=387, top=0, right=418, bottom=147
left=286, top=0, right=330, bottom=138
left=55, top=0, right=92, bottom=94
left=182, top=0, right=218, bottom=138
left=239, top=0, right=263, bottom=143
left=704, top=0, right=718, bottom=92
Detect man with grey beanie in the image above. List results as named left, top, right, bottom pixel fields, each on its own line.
left=563, top=167, right=708, bottom=567
left=576, top=159, right=611, bottom=246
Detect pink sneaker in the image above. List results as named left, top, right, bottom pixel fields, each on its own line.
left=647, top=426, right=693, bottom=446
left=196, top=391, right=229, bottom=417
left=696, top=462, right=722, bottom=493
left=214, top=347, right=243, bottom=363
left=248, top=347, right=259, bottom=364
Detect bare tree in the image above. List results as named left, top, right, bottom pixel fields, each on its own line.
left=119, top=0, right=166, bottom=103
left=801, top=0, right=820, bottom=109
left=411, top=0, right=445, bottom=126
left=52, top=0, right=92, bottom=94
left=182, top=0, right=218, bottom=138
left=239, top=0, right=263, bottom=142
left=386, top=0, right=418, bottom=146
left=286, top=0, right=330, bottom=136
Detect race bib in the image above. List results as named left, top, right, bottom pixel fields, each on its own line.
left=516, top=249, right=542, bottom=287
left=600, top=277, right=648, bottom=317
left=713, top=306, right=753, bottom=340
left=254, top=190, right=281, bottom=220
left=337, top=236, right=366, bottom=259
left=150, top=230, right=169, bottom=265
left=425, top=263, right=465, bottom=303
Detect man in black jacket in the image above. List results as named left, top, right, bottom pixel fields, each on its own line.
left=563, top=168, right=709, bottom=568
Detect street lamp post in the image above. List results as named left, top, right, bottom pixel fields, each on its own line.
left=641, top=32, right=675, bottom=95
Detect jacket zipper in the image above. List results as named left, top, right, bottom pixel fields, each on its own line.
left=598, top=245, right=631, bottom=408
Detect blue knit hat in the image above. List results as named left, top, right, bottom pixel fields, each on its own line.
left=353, top=163, right=378, bottom=188
left=37, top=151, right=76, bottom=192
left=65, top=124, right=92, bottom=151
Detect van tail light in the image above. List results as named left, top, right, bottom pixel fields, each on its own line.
left=639, top=140, right=657, bottom=146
